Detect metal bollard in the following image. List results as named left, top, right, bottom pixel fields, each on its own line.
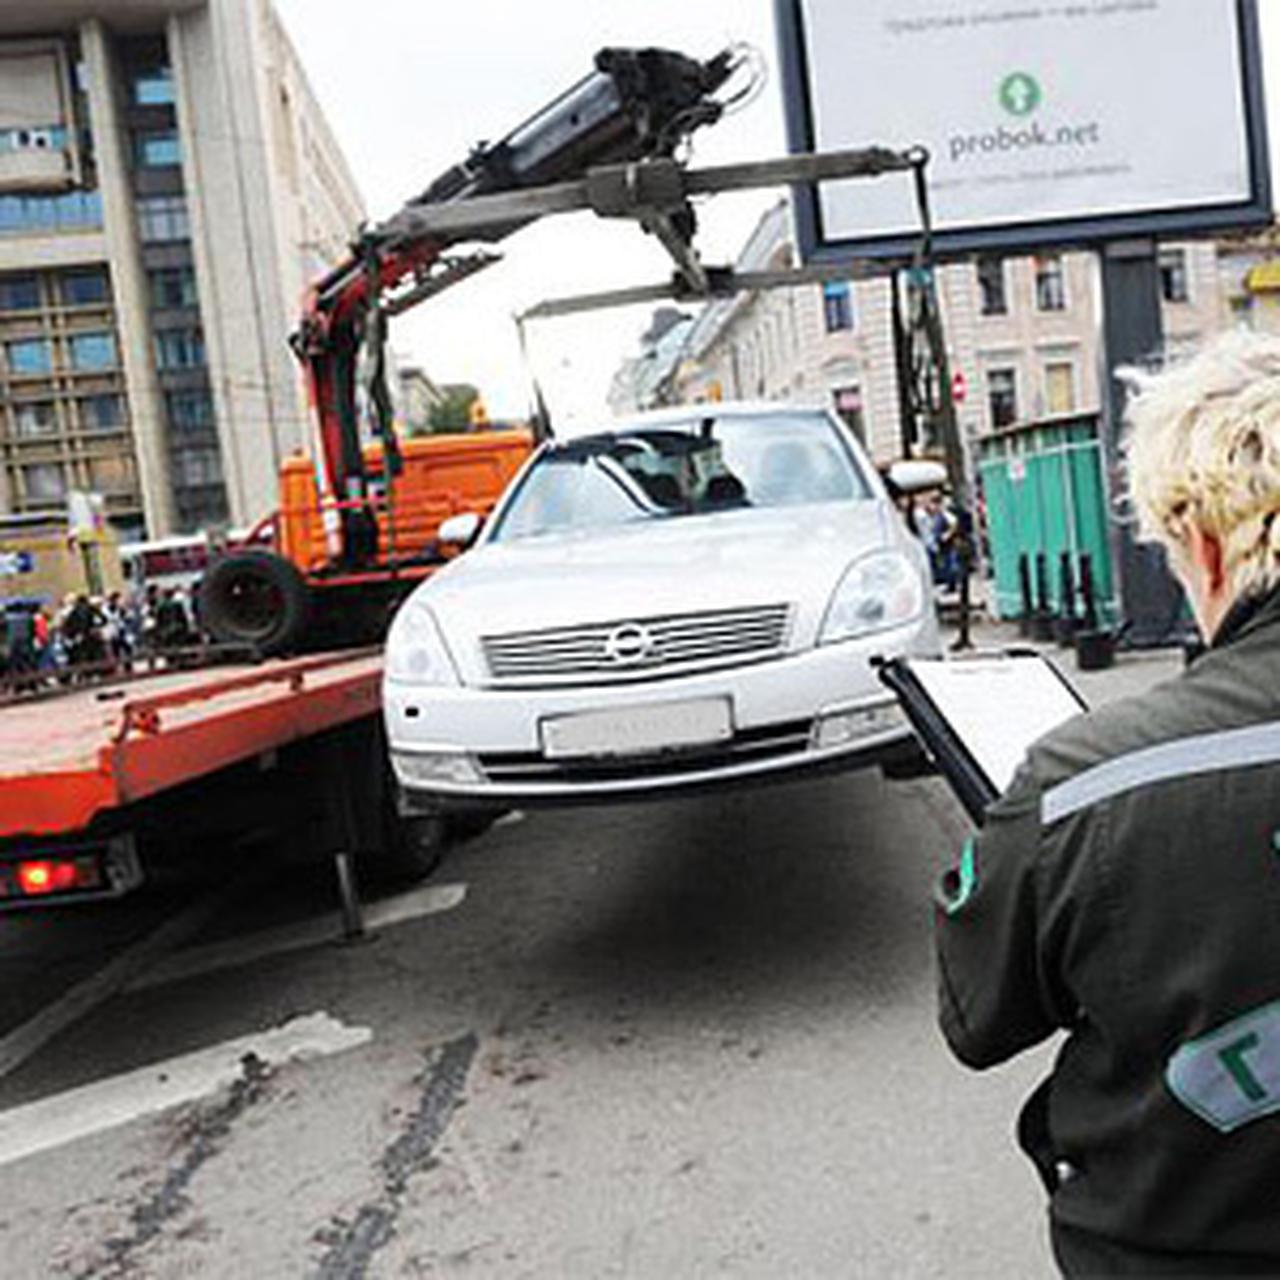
left=333, top=850, right=365, bottom=941
left=1078, top=553, right=1100, bottom=632
left=1032, top=551, right=1056, bottom=642
left=1074, top=552, right=1114, bottom=670
left=1055, top=551, right=1079, bottom=646
left=1017, top=554, right=1033, bottom=637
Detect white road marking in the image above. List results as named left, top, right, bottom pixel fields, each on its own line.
left=129, top=882, right=468, bottom=992
left=0, top=866, right=263, bottom=1081
left=0, top=1011, right=371, bottom=1169
left=495, top=810, right=526, bottom=828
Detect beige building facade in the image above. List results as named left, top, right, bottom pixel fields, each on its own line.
left=0, top=0, right=364, bottom=538
left=665, top=200, right=1253, bottom=467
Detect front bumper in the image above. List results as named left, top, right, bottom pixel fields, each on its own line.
left=384, top=620, right=936, bottom=806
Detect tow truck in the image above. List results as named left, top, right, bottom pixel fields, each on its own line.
left=197, top=47, right=740, bottom=656
left=0, top=42, right=947, bottom=915
left=0, top=45, right=746, bottom=909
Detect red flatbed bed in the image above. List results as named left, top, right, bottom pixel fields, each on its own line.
left=0, top=651, right=383, bottom=842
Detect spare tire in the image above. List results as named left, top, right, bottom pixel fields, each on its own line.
left=199, top=551, right=310, bottom=655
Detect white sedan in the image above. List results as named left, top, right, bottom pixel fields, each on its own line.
left=382, top=403, right=940, bottom=811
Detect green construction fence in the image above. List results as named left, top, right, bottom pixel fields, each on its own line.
left=976, top=412, right=1118, bottom=626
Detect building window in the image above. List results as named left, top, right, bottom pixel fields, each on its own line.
left=166, top=388, right=216, bottom=431
left=976, top=257, right=1007, bottom=316
left=89, top=455, right=134, bottom=493
left=0, top=191, right=104, bottom=236
left=0, top=126, right=69, bottom=154
left=6, top=338, right=52, bottom=376
left=155, top=328, right=205, bottom=370
left=149, top=267, right=198, bottom=309
left=1035, top=254, right=1066, bottom=311
left=822, top=281, right=854, bottom=332
left=69, top=331, right=118, bottom=371
left=987, top=368, right=1018, bottom=428
left=1159, top=248, right=1189, bottom=304
left=1044, top=361, right=1076, bottom=416
left=831, top=384, right=865, bottom=442
left=174, top=447, right=224, bottom=487
left=13, top=401, right=56, bottom=438
left=80, top=394, right=124, bottom=432
left=23, top=463, right=65, bottom=501
left=133, top=69, right=175, bottom=106
left=134, top=130, right=182, bottom=168
left=0, top=275, right=40, bottom=311
left=60, top=270, right=110, bottom=307
left=137, top=196, right=190, bottom=243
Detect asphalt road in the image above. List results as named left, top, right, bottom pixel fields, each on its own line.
left=0, top=640, right=1181, bottom=1279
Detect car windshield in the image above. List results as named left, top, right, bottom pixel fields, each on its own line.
left=491, top=412, right=870, bottom=542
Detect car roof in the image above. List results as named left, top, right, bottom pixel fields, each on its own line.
left=557, top=401, right=832, bottom=440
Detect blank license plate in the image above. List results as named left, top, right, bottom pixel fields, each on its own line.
left=541, top=698, right=733, bottom=760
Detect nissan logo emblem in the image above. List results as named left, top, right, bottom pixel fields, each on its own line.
left=604, top=623, right=654, bottom=665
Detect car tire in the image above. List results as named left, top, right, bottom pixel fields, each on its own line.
left=200, top=552, right=311, bottom=656
left=447, top=810, right=506, bottom=843
left=380, top=811, right=447, bottom=881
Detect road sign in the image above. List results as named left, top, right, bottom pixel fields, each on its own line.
left=951, top=371, right=967, bottom=405
left=775, top=0, right=1272, bottom=262
left=0, top=552, right=35, bottom=578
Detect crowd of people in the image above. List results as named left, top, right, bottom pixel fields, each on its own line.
left=0, top=584, right=200, bottom=690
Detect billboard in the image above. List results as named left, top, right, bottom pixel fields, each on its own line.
left=776, top=0, right=1272, bottom=261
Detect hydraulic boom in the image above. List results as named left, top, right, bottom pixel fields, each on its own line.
left=291, top=47, right=738, bottom=571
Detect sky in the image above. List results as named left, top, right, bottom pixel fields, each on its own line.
left=273, top=0, right=1280, bottom=430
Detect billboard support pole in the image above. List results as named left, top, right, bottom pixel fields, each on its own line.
left=1098, top=239, right=1187, bottom=647
left=890, top=272, right=917, bottom=459
left=902, top=162, right=973, bottom=651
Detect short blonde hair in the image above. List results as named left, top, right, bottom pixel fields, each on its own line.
left=1122, top=331, right=1280, bottom=601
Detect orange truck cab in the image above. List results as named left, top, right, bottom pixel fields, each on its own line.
left=199, top=427, right=532, bottom=654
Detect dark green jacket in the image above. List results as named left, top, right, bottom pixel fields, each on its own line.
left=936, top=586, right=1280, bottom=1275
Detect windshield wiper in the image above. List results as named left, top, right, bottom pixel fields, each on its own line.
left=546, top=433, right=619, bottom=463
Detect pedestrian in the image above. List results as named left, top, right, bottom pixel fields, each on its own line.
left=934, top=331, right=1280, bottom=1274
left=155, top=587, right=193, bottom=654
left=33, top=606, right=54, bottom=681
left=915, top=488, right=959, bottom=590
left=140, top=584, right=160, bottom=660
left=102, top=591, right=133, bottom=671
left=61, top=593, right=105, bottom=672
left=4, top=604, right=37, bottom=687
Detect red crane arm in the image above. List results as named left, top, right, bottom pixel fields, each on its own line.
left=289, top=47, right=737, bottom=568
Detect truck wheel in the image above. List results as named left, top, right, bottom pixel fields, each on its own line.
left=200, top=552, right=310, bottom=655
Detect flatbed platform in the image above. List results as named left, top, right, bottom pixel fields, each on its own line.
left=1, top=651, right=383, bottom=841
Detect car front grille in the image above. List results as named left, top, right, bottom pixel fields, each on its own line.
left=477, top=720, right=814, bottom=784
left=481, top=604, right=792, bottom=686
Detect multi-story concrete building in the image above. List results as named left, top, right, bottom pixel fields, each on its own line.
left=665, top=199, right=1242, bottom=466
left=0, top=0, right=364, bottom=539
left=396, top=362, right=445, bottom=438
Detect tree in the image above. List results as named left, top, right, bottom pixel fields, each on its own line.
left=427, top=384, right=479, bottom=432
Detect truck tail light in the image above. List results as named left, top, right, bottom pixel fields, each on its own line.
left=16, top=858, right=100, bottom=896
left=0, top=839, right=142, bottom=907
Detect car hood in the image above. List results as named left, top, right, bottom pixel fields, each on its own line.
left=413, top=501, right=896, bottom=676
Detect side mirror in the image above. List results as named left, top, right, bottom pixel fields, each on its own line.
left=438, top=511, right=483, bottom=549
left=887, top=459, right=948, bottom=496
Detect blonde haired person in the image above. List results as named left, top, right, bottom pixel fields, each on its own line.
left=934, top=331, right=1280, bottom=1276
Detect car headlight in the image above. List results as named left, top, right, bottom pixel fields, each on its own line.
left=384, top=603, right=460, bottom=685
left=819, top=551, right=925, bottom=644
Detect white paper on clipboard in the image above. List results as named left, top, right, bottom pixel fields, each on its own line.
left=909, top=655, right=1087, bottom=794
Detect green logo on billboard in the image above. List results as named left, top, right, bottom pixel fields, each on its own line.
left=999, top=72, right=1042, bottom=117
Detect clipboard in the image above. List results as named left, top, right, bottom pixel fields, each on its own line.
left=877, top=651, right=1088, bottom=824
